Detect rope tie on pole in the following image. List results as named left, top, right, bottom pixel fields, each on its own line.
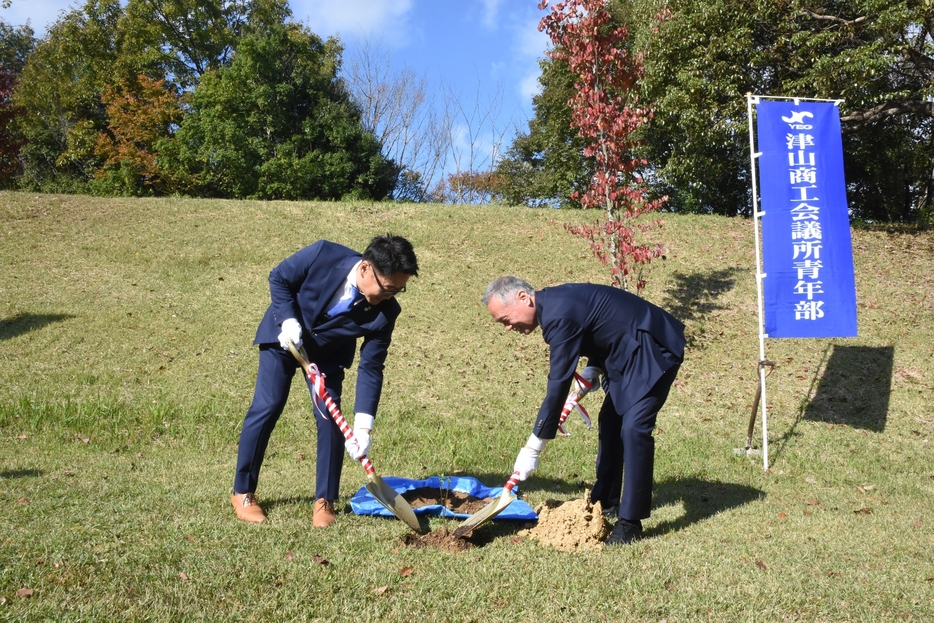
left=745, top=359, right=776, bottom=451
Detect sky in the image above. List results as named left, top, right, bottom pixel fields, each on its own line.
left=1, top=0, right=553, bottom=173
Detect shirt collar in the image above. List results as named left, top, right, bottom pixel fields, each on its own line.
left=348, top=260, right=362, bottom=291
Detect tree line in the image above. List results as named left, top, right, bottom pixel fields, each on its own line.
left=496, top=0, right=934, bottom=223
left=0, top=0, right=407, bottom=200
left=0, top=0, right=514, bottom=203
left=2, top=0, right=932, bottom=222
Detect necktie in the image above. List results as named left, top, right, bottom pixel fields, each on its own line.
left=326, top=285, right=362, bottom=318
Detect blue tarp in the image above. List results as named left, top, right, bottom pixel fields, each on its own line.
left=350, top=475, right=538, bottom=521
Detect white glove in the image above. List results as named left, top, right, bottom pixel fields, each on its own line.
left=345, top=428, right=370, bottom=460
left=278, top=318, right=302, bottom=349
left=576, top=366, right=603, bottom=397
left=513, top=434, right=548, bottom=481
left=344, top=413, right=374, bottom=460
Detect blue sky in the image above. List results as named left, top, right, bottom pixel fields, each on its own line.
left=2, top=1, right=551, bottom=172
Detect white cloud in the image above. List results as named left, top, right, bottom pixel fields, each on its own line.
left=489, top=60, right=506, bottom=82
left=519, top=70, right=542, bottom=102
left=290, top=0, right=415, bottom=46
left=497, top=6, right=547, bottom=117
left=479, top=0, right=503, bottom=31
left=514, top=14, right=550, bottom=59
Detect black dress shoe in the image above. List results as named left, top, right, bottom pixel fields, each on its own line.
left=590, top=496, right=619, bottom=518
left=605, top=518, right=643, bottom=546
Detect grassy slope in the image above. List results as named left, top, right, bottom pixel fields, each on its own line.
left=1, top=192, right=932, bottom=621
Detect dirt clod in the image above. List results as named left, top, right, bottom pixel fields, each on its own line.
left=403, top=528, right=474, bottom=552
left=518, top=495, right=611, bottom=551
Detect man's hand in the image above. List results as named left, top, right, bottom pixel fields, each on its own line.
left=344, top=413, right=374, bottom=460
left=278, top=318, right=302, bottom=349
left=575, top=366, right=603, bottom=397
left=345, top=428, right=370, bottom=460
left=513, top=434, right=548, bottom=481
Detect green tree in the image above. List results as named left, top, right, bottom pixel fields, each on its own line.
left=12, top=0, right=121, bottom=192
left=0, top=21, right=34, bottom=186
left=785, top=1, right=934, bottom=222
left=164, top=24, right=397, bottom=200
left=495, top=56, right=590, bottom=208
left=0, top=68, right=25, bottom=185
left=638, top=0, right=934, bottom=221
left=634, top=0, right=777, bottom=216
left=92, top=74, right=183, bottom=196
left=119, top=0, right=292, bottom=91
left=0, top=20, right=35, bottom=74
left=515, top=0, right=934, bottom=222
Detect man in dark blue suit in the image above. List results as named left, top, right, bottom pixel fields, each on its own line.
left=483, top=276, right=685, bottom=545
left=232, top=234, right=419, bottom=527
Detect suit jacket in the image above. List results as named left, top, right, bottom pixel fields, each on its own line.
left=253, top=240, right=401, bottom=417
left=533, top=283, right=685, bottom=439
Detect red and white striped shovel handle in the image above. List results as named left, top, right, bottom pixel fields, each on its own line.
left=288, top=342, right=375, bottom=476
left=502, top=472, right=520, bottom=496
left=557, top=372, right=593, bottom=436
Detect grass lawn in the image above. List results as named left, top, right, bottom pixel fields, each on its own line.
left=1, top=191, right=933, bottom=621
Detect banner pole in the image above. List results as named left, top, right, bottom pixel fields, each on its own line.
left=747, top=93, right=770, bottom=470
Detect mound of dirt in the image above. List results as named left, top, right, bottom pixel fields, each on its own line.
left=401, top=487, right=493, bottom=515
left=518, top=495, right=612, bottom=551
left=403, top=528, right=474, bottom=552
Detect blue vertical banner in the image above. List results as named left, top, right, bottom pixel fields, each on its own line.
left=757, top=100, right=858, bottom=338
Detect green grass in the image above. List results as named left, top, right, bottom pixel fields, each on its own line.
left=1, top=191, right=933, bottom=621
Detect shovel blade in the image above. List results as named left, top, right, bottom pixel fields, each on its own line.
left=453, top=491, right=516, bottom=538
left=366, top=475, right=423, bottom=533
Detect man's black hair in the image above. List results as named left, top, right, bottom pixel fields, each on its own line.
left=363, top=233, right=419, bottom=276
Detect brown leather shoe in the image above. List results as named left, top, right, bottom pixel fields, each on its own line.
left=231, top=492, right=266, bottom=523
left=313, top=498, right=337, bottom=528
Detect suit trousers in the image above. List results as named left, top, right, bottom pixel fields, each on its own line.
left=591, top=364, right=680, bottom=521
left=234, top=345, right=346, bottom=501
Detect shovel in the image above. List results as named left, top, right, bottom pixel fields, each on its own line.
left=286, top=340, right=422, bottom=533
left=557, top=371, right=596, bottom=436
left=452, top=472, right=521, bottom=538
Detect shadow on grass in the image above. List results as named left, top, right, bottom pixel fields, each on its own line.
left=0, top=468, right=43, bottom=479
left=425, top=472, right=762, bottom=544
left=803, top=345, right=894, bottom=432
left=772, top=344, right=894, bottom=463
left=768, top=345, right=831, bottom=463
left=644, top=477, right=763, bottom=539
left=661, top=268, right=743, bottom=346
left=0, top=312, right=75, bottom=341
left=263, top=495, right=317, bottom=515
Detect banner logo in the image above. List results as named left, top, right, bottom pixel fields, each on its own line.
left=781, top=111, right=813, bottom=128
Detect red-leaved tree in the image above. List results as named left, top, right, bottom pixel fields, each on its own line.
left=539, top=0, right=666, bottom=292
left=95, top=75, right=183, bottom=195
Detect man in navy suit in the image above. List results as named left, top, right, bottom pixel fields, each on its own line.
left=482, top=276, right=685, bottom=545
left=232, top=234, right=419, bottom=527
